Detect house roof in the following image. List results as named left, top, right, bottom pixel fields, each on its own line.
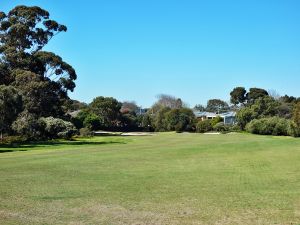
left=193, top=111, right=217, bottom=118
left=194, top=111, right=236, bottom=118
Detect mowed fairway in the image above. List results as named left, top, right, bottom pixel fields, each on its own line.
left=0, top=133, right=299, bottom=225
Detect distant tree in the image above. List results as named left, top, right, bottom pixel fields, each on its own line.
left=121, top=101, right=139, bottom=114
left=0, top=85, right=23, bottom=139
left=83, top=113, right=102, bottom=131
left=246, top=88, right=268, bottom=104
left=279, top=95, right=297, bottom=104
left=141, top=114, right=153, bottom=131
left=89, top=97, right=122, bottom=129
left=268, top=89, right=280, bottom=100
left=236, top=96, right=280, bottom=129
left=230, top=87, right=246, bottom=105
left=164, top=108, right=196, bottom=132
left=194, top=104, right=206, bottom=111
left=156, top=94, right=184, bottom=109
left=66, top=99, right=87, bottom=112
left=153, top=107, right=171, bottom=131
left=206, top=99, right=229, bottom=113
left=251, top=96, right=279, bottom=119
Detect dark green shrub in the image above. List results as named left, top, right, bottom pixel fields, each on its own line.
left=213, top=122, right=230, bottom=133
left=288, top=122, right=300, bottom=137
left=246, top=117, right=291, bottom=136
left=41, top=117, right=77, bottom=139
left=0, top=136, right=27, bottom=145
left=229, top=124, right=241, bottom=132
left=196, top=120, right=213, bottom=133
left=12, top=111, right=46, bottom=140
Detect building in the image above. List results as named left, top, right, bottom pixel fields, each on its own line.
left=193, top=111, right=237, bottom=125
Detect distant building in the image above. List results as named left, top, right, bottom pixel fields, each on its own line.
left=193, top=111, right=237, bottom=125
left=136, top=108, right=149, bottom=115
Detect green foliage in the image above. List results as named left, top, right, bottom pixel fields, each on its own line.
left=213, top=122, right=230, bottom=133
left=0, top=5, right=77, bottom=139
left=12, top=111, right=45, bottom=140
left=0, top=85, right=23, bottom=136
left=41, top=117, right=77, bottom=139
left=140, top=114, right=153, bottom=131
left=196, top=120, right=213, bottom=133
left=89, top=96, right=122, bottom=129
left=230, top=87, right=246, bottom=105
left=292, top=102, right=300, bottom=127
left=83, top=113, right=102, bottom=131
left=164, top=108, right=196, bottom=132
left=210, top=116, right=223, bottom=126
left=206, top=99, right=229, bottom=113
left=237, top=96, right=280, bottom=130
left=246, top=88, right=268, bottom=104
left=245, top=117, right=293, bottom=136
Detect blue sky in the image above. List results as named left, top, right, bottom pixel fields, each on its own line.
left=2, top=0, right=300, bottom=107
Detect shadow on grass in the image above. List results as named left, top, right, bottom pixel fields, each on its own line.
left=0, top=140, right=127, bottom=153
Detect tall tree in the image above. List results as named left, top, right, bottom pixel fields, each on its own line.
left=246, top=88, right=268, bottom=104
left=89, top=97, right=122, bottom=129
left=230, top=87, right=246, bottom=105
left=0, top=6, right=76, bottom=118
left=206, top=99, right=229, bottom=113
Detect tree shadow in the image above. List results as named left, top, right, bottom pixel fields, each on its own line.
left=0, top=140, right=127, bottom=153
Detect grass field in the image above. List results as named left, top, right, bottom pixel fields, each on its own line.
left=0, top=133, right=299, bottom=225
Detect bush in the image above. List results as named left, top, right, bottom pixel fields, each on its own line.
left=211, top=116, right=223, bottom=126
left=228, top=124, right=241, bottom=132
left=213, top=122, right=230, bottom=133
left=196, top=120, right=213, bottom=133
left=79, top=127, right=94, bottom=137
left=246, top=117, right=292, bottom=136
left=288, top=122, right=300, bottom=137
left=41, top=117, right=77, bottom=139
left=0, top=136, right=27, bottom=145
left=12, top=111, right=46, bottom=140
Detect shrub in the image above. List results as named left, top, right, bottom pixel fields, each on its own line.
left=288, top=122, right=300, bottom=137
left=0, top=136, right=27, bottom=145
left=83, top=113, right=102, bottom=131
left=12, top=111, right=46, bottom=140
left=213, top=122, right=230, bottom=133
left=228, top=124, right=241, bottom=132
left=246, top=117, right=291, bottom=136
left=79, top=127, right=94, bottom=137
left=41, top=117, right=77, bottom=139
left=211, top=116, right=223, bottom=127
left=196, top=120, right=213, bottom=133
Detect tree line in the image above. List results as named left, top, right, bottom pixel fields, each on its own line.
left=1, top=5, right=300, bottom=144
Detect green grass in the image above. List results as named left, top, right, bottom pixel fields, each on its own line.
left=0, top=133, right=299, bottom=225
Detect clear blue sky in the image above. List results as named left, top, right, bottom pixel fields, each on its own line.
left=2, top=0, right=300, bottom=107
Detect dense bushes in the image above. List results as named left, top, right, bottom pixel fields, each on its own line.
left=245, top=117, right=299, bottom=136
left=41, top=117, right=77, bottom=139
left=12, top=114, right=77, bottom=140
left=196, top=120, right=213, bottom=133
